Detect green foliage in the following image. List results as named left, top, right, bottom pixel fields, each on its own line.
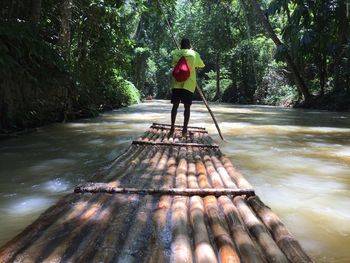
left=255, top=62, right=298, bottom=106
left=203, top=68, right=232, bottom=101
left=108, top=75, right=141, bottom=106
left=1, top=0, right=349, bottom=133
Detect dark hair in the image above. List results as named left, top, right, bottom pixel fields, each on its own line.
left=181, top=38, right=191, bottom=49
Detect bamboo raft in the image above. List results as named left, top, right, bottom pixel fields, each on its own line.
left=0, top=123, right=313, bottom=263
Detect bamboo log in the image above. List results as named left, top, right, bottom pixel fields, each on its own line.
left=107, top=141, right=163, bottom=186
left=152, top=122, right=206, bottom=130
left=138, top=129, right=154, bottom=142
left=151, top=124, right=208, bottom=133
left=248, top=196, right=313, bottom=263
left=220, top=156, right=253, bottom=189
left=218, top=196, right=265, bottom=263
left=203, top=196, right=241, bottom=263
left=90, top=194, right=141, bottom=262
left=194, top=148, right=212, bottom=188
left=72, top=195, right=137, bottom=262
left=12, top=194, right=104, bottom=262
left=147, top=147, right=179, bottom=263
left=95, top=143, right=170, bottom=262
left=154, top=128, right=168, bottom=143
left=146, top=195, right=173, bottom=263
left=209, top=152, right=238, bottom=189
left=98, top=145, right=146, bottom=182
left=45, top=194, right=119, bottom=262
left=132, top=140, right=219, bottom=148
left=170, top=144, right=193, bottom=263
left=170, top=196, right=193, bottom=263
left=187, top=147, right=199, bottom=189
left=190, top=196, right=218, bottom=263
left=234, top=197, right=289, bottom=263
left=147, top=127, right=163, bottom=143
left=74, top=184, right=255, bottom=197
left=175, top=147, right=189, bottom=188
left=116, top=195, right=155, bottom=262
left=201, top=148, right=225, bottom=188
left=99, top=128, right=158, bottom=182
left=0, top=194, right=79, bottom=263
left=90, top=144, right=138, bottom=181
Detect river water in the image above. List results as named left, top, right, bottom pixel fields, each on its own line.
left=0, top=100, right=349, bottom=262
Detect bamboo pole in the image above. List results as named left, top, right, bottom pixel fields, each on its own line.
left=146, top=147, right=178, bottom=263
left=99, top=129, right=158, bottom=182
left=101, top=145, right=153, bottom=183
left=152, top=122, right=207, bottom=131
left=190, top=196, right=218, bottom=263
left=194, top=147, right=212, bottom=188
left=170, top=144, right=193, bottom=263
left=234, top=197, right=289, bottom=262
left=97, top=145, right=146, bottom=182
left=220, top=156, right=253, bottom=189
left=170, top=196, right=193, bottom=263
left=0, top=194, right=79, bottom=263
left=96, top=144, right=169, bottom=262
left=218, top=196, right=265, bottom=263
left=74, top=184, right=255, bottom=197
left=12, top=194, right=105, bottom=262
left=132, top=140, right=219, bottom=148
left=0, top=131, right=161, bottom=262
left=200, top=147, right=225, bottom=188
left=115, top=195, right=155, bottom=262
left=151, top=125, right=208, bottom=134
left=66, top=149, right=167, bottom=262
left=203, top=196, right=241, bottom=263
left=146, top=195, right=173, bottom=263
left=90, top=144, right=138, bottom=181
left=187, top=147, right=199, bottom=189
left=248, top=196, right=314, bottom=263
left=120, top=148, right=172, bottom=262
left=44, top=194, right=118, bottom=262
left=155, top=0, right=224, bottom=140
left=209, top=151, right=238, bottom=189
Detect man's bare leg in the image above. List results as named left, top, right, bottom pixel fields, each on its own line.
left=182, top=103, right=190, bottom=136
left=170, top=102, right=179, bottom=134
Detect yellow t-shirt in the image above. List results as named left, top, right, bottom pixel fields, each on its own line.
left=171, top=49, right=205, bottom=93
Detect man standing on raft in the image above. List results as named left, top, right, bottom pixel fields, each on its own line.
left=170, top=38, right=205, bottom=136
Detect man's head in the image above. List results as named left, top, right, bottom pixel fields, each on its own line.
left=181, top=38, right=191, bottom=49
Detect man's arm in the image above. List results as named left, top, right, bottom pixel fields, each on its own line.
left=195, top=52, right=205, bottom=68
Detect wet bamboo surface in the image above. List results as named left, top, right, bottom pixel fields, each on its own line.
left=0, top=124, right=313, bottom=263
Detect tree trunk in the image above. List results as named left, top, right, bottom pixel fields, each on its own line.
left=249, top=0, right=311, bottom=103
left=30, top=0, right=42, bottom=25
left=333, top=1, right=349, bottom=92
left=318, top=54, right=326, bottom=96
left=215, top=52, right=221, bottom=99
left=59, top=0, right=72, bottom=59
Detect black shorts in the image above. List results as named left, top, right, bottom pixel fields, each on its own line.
left=171, top=88, right=193, bottom=105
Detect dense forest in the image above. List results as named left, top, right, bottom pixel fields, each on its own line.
left=1, top=0, right=349, bottom=133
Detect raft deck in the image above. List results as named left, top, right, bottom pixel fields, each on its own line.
left=0, top=123, right=313, bottom=262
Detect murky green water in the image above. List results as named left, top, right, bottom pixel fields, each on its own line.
left=1, top=100, right=349, bottom=262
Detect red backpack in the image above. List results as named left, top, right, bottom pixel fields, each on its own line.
left=172, top=56, right=190, bottom=82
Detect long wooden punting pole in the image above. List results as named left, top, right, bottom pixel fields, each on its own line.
left=74, top=183, right=255, bottom=197
left=156, top=0, right=224, bottom=140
